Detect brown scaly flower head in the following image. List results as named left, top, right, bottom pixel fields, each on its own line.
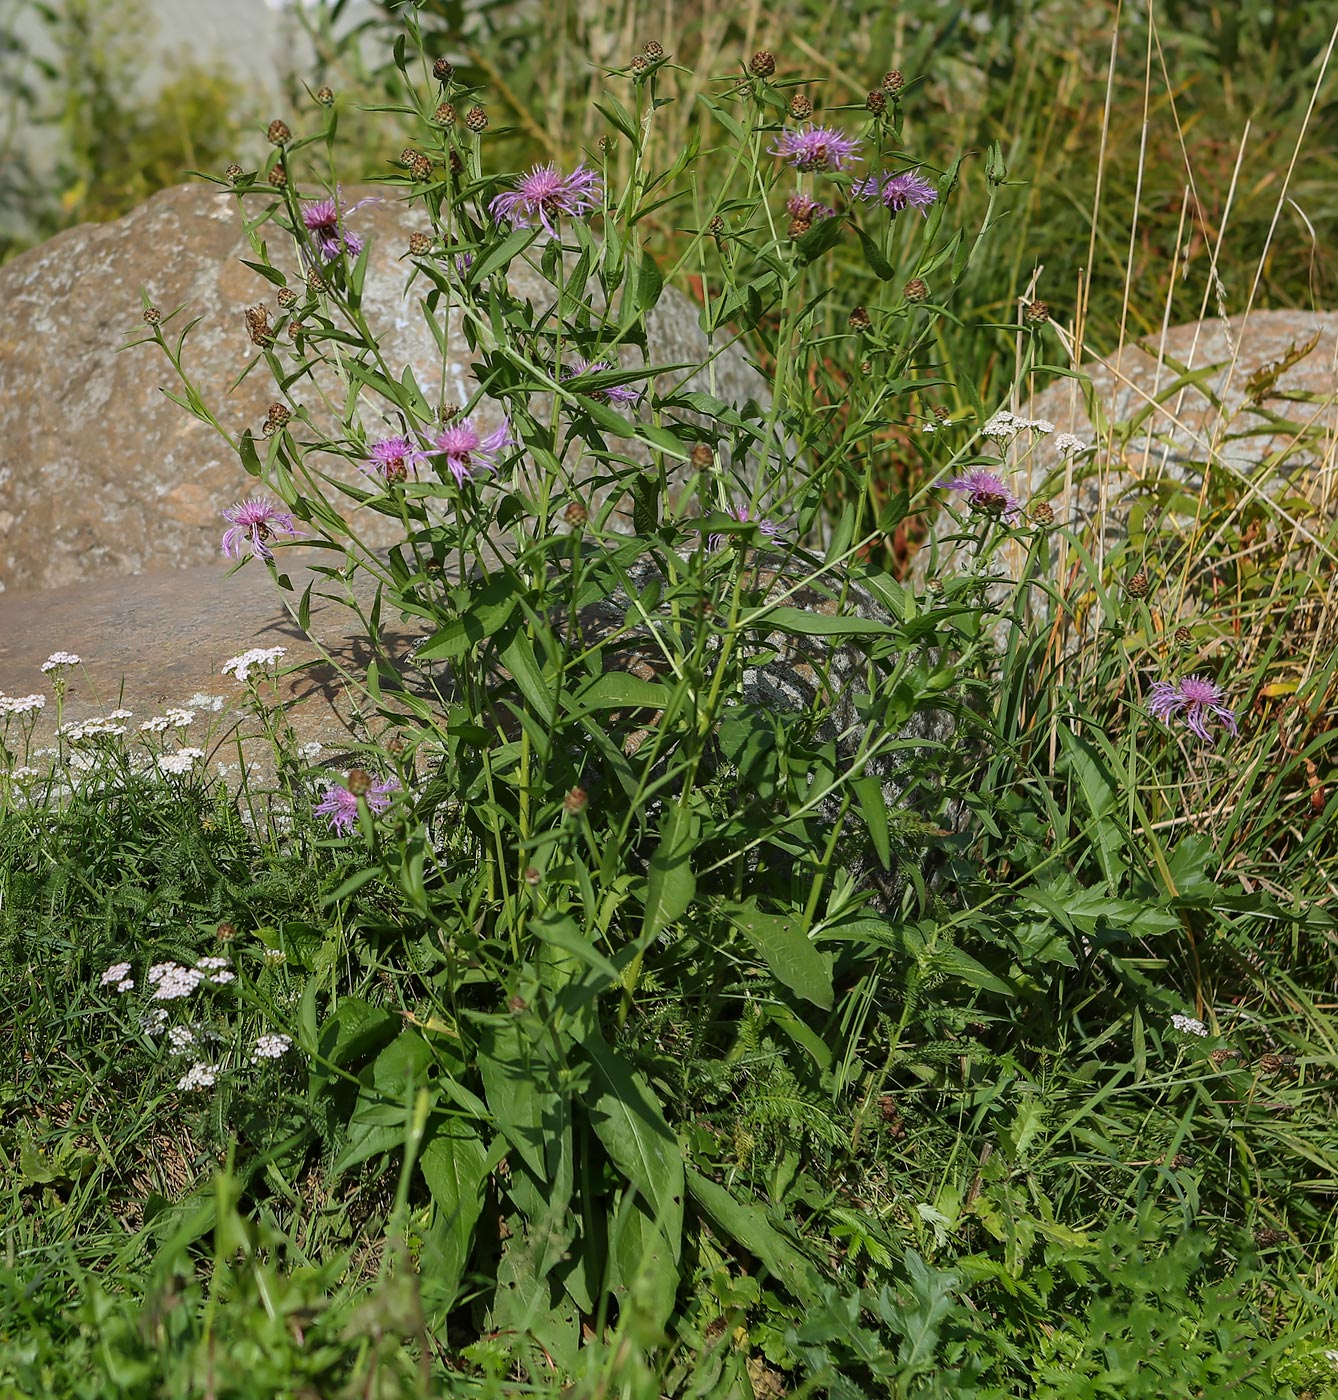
left=881, top=69, right=905, bottom=96
left=690, top=443, right=713, bottom=469
left=408, top=231, right=432, bottom=256
left=433, top=56, right=453, bottom=84
left=277, top=286, right=298, bottom=309
left=225, top=162, right=243, bottom=182
left=564, top=500, right=588, bottom=527
left=142, top=305, right=162, bottom=326
left=848, top=305, right=871, bottom=332
left=630, top=53, right=649, bottom=75
left=216, top=921, right=237, bottom=943
left=244, top=304, right=273, bottom=346
left=433, top=101, right=456, bottom=126
left=642, top=40, right=664, bottom=60
left=306, top=266, right=325, bottom=293
left=1030, top=500, right=1055, bottom=527
left=465, top=105, right=489, bottom=133
left=788, top=211, right=813, bottom=239
left=563, top=786, right=588, bottom=815
left=749, top=49, right=776, bottom=78
left=448, top=149, right=464, bottom=175
left=1126, top=569, right=1151, bottom=599
left=267, top=118, right=291, bottom=146
left=708, top=213, right=725, bottom=240
left=1175, top=623, right=1194, bottom=648
left=262, top=402, right=292, bottom=436
left=345, top=767, right=373, bottom=797
left=788, top=93, right=813, bottom=120
left=903, top=277, right=929, bottom=303
left=402, top=148, right=433, bottom=182
left=866, top=90, right=887, bottom=116
left=1025, top=299, right=1050, bottom=325
left=316, top=85, right=334, bottom=106
left=267, top=165, right=287, bottom=189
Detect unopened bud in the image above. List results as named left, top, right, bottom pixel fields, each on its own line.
left=316, top=85, right=334, bottom=106
left=642, top=40, right=664, bottom=59
left=749, top=50, right=776, bottom=78
left=523, top=866, right=541, bottom=885
left=267, top=165, right=287, bottom=188
left=866, top=90, right=886, bottom=115
left=408, top=231, right=432, bottom=256
left=142, top=306, right=161, bottom=326
left=433, top=101, right=456, bottom=126
left=1175, top=624, right=1193, bottom=647
left=225, top=162, right=243, bottom=182
left=903, top=277, right=929, bottom=303
left=788, top=93, right=813, bottom=120
left=564, top=501, right=588, bottom=527
left=1030, top=501, right=1055, bottom=527
left=563, top=786, right=588, bottom=815
left=465, top=106, right=488, bottom=133
left=630, top=53, right=649, bottom=74
left=216, top=921, right=237, bottom=942
left=881, top=69, right=904, bottom=96
left=277, top=286, right=298, bottom=308
left=690, top=443, right=713, bottom=469
left=267, top=118, right=291, bottom=146
left=433, top=57, right=453, bottom=83
left=848, top=305, right=871, bottom=332
left=346, top=768, right=372, bottom=796
left=708, top=214, right=725, bottom=239
left=985, top=142, right=1008, bottom=185
left=1025, top=299, right=1050, bottom=325
left=1126, top=569, right=1151, bottom=599
left=402, top=148, right=433, bottom=181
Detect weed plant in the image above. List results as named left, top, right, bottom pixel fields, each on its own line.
left=1, top=2, right=1337, bottom=1397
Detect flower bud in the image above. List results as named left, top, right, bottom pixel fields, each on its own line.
left=563, top=786, right=588, bottom=815
left=142, top=306, right=161, bottom=326
left=1175, top=624, right=1193, bottom=647
left=433, top=57, right=453, bottom=83
left=1025, top=299, right=1050, bottom=325
left=564, top=501, right=588, bottom=527
left=788, top=93, right=813, bottom=120
left=267, top=165, right=287, bottom=188
left=267, top=118, right=291, bottom=146
left=465, top=106, right=489, bottom=133
left=848, top=305, right=871, bottom=332
left=690, top=443, right=713, bottom=469
left=630, top=53, right=649, bottom=74
left=225, top=162, right=243, bottom=182
left=866, top=90, right=886, bottom=115
left=881, top=69, right=904, bottom=96
left=749, top=50, right=776, bottom=78
left=903, top=277, right=929, bottom=303
left=402, top=148, right=433, bottom=181
left=346, top=768, right=372, bottom=796
left=1126, top=569, right=1151, bottom=599
left=408, top=231, right=432, bottom=256
left=642, top=40, right=664, bottom=59
left=433, top=101, right=456, bottom=126
left=708, top=214, right=725, bottom=239
left=1030, top=501, right=1055, bottom=527
left=277, top=286, right=298, bottom=308
left=216, top=921, right=237, bottom=942
left=316, top=85, right=334, bottom=106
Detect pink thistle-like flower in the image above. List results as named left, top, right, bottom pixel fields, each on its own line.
left=770, top=124, right=863, bottom=172
left=1148, top=676, right=1239, bottom=744
left=362, top=435, right=427, bottom=484
left=709, top=506, right=781, bottom=552
left=220, top=497, right=302, bottom=562
left=489, top=162, right=604, bottom=238
left=300, top=188, right=379, bottom=261
left=432, top=417, right=514, bottom=487
left=946, top=469, right=1023, bottom=522
left=563, top=356, right=642, bottom=405
left=314, top=775, right=400, bottom=834
left=785, top=192, right=837, bottom=222
left=854, top=170, right=938, bottom=214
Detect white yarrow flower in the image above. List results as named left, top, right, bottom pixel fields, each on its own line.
left=0, top=693, right=46, bottom=715
left=221, top=647, right=287, bottom=682
left=1171, top=1013, right=1208, bottom=1037
left=177, top=1062, right=219, bottom=1092
left=41, top=652, right=82, bottom=673
left=252, top=1032, right=293, bottom=1062
left=100, top=961, right=132, bottom=986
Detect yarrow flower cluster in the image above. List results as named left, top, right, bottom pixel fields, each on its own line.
left=489, top=162, right=603, bottom=237
left=770, top=124, right=862, bottom=172
left=41, top=652, right=81, bottom=673
left=1148, top=676, right=1239, bottom=745
left=140, top=708, right=195, bottom=733
left=157, top=748, right=205, bottom=775
left=300, top=188, right=378, bottom=262
left=314, top=775, right=400, bottom=834
left=100, top=961, right=135, bottom=993
left=1171, top=1013, right=1208, bottom=1037
left=0, top=693, right=45, bottom=715
left=708, top=507, right=781, bottom=552
left=946, top=468, right=1023, bottom=522
left=1054, top=432, right=1089, bottom=456
left=187, top=692, right=226, bottom=712
left=362, top=434, right=427, bottom=484
left=222, top=646, right=287, bottom=682
left=177, top=1062, right=219, bottom=1092
left=853, top=170, right=937, bottom=214
left=981, top=410, right=1055, bottom=441
left=433, top=417, right=513, bottom=487
left=221, top=497, right=302, bottom=562
left=145, top=955, right=235, bottom=1002
left=252, top=1032, right=293, bottom=1062
left=562, top=357, right=642, bottom=405
left=60, top=710, right=134, bottom=742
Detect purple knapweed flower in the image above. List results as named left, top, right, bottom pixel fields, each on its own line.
left=854, top=170, right=938, bottom=214
left=563, top=356, right=642, bottom=405
left=489, top=162, right=604, bottom=238
left=785, top=192, right=837, bottom=222
left=946, top=469, right=1023, bottom=522
left=709, top=506, right=781, bottom=552
left=300, top=188, right=379, bottom=261
left=432, top=416, right=514, bottom=487
left=362, top=435, right=427, bottom=484
left=314, top=775, right=400, bottom=834
left=1148, top=676, right=1239, bottom=744
left=770, top=124, right=862, bottom=173
left=221, top=497, right=302, bottom=562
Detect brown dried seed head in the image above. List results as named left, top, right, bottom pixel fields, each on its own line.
left=465, top=106, right=488, bottom=133
left=848, top=305, right=871, bottom=331
left=563, top=786, right=588, bottom=815
left=1025, top=299, right=1050, bottom=325
left=1126, top=569, right=1151, bottom=599
left=244, top=305, right=273, bottom=346
left=881, top=69, right=905, bottom=95
left=345, top=768, right=372, bottom=797
left=1175, top=623, right=1193, bottom=647
left=690, top=443, right=713, bottom=469
left=788, top=213, right=812, bottom=239
left=642, top=40, right=664, bottom=59
left=216, top=921, right=237, bottom=942
left=439, top=402, right=460, bottom=422
left=1030, top=501, right=1055, bottom=527
left=267, top=118, right=291, bottom=146
left=1254, top=1227, right=1288, bottom=1247
left=277, top=286, right=298, bottom=308
left=630, top=54, right=649, bottom=74
left=708, top=214, right=725, bottom=238
left=564, top=501, right=588, bottom=527
left=927, top=576, right=944, bottom=594
left=749, top=50, right=776, bottom=78
left=523, top=866, right=541, bottom=885
left=866, top=90, right=887, bottom=115
left=1171, top=1152, right=1194, bottom=1169
left=433, top=57, right=454, bottom=83
left=903, top=277, right=929, bottom=303
left=225, top=162, right=243, bottom=181
left=267, top=165, right=287, bottom=188
left=316, top=85, right=334, bottom=106
left=1258, top=1052, right=1284, bottom=1074
left=142, top=306, right=162, bottom=326
left=788, top=93, right=813, bottom=120
left=402, top=148, right=432, bottom=181
left=433, top=101, right=456, bottom=126
left=265, top=402, right=291, bottom=426
left=306, top=266, right=325, bottom=292
left=1209, top=1047, right=1236, bottom=1065
left=288, top=320, right=304, bottom=338
left=408, top=231, right=432, bottom=256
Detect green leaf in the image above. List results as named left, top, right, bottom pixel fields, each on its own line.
left=1057, top=728, right=1127, bottom=886
left=419, top=1121, right=492, bottom=1307
left=579, top=1031, right=684, bottom=1260
left=728, top=903, right=833, bottom=1009
left=643, top=803, right=698, bottom=940
left=746, top=606, right=889, bottom=637
left=854, top=225, right=895, bottom=281
left=686, top=1168, right=822, bottom=1302
left=852, top=775, right=891, bottom=869
left=563, top=672, right=669, bottom=719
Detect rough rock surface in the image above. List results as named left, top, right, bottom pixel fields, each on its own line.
left=0, top=183, right=768, bottom=593
left=925, top=309, right=1338, bottom=580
